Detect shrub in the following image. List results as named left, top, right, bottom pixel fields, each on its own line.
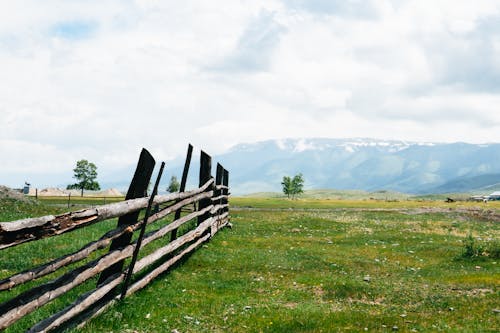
left=462, top=234, right=483, bottom=258
left=461, top=234, right=499, bottom=259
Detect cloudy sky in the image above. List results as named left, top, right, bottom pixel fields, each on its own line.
left=1, top=0, right=500, bottom=188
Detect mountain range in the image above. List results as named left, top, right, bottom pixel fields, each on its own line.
left=103, top=138, right=500, bottom=195
left=208, top=138, right=500, bottom=195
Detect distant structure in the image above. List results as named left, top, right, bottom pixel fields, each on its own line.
left=489, top=191, right=500, bottom=201
left=23, top=181, right=31, bottom=195
left=469, top=191, right=500, bottom=202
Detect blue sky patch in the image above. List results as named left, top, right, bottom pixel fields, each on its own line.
left=50, top=21, right=97, bottom=39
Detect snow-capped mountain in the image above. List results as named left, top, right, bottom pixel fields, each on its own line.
left=213, top=138, right=500, bottom=194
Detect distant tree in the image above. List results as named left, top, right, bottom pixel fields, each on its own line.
left=281, top=173, right=304, bottom=199
left=291, top=173, right=304, bottom=199
left=281, top=176, right=293, bottom=198
left=167, top=175, right=180, bottom=193
left=67, top=159, right=100, bottom=196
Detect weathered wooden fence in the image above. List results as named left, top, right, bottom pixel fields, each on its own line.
left=0, top=145, right=230, bottom=332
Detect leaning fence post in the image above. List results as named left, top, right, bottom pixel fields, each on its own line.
left=121, top=162, right=165, bottom=299
left=97, top=148, right=155, bottom=287
left=197, top=150, right=212, bottom=226
left=171, top=144, right=193, bottom=241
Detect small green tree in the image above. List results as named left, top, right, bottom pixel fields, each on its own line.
left=291, top=173, right=304, bottom=199
left=167, top=175, right=180, bottom=193
left=281, top=173, right=304, bottom=199
left=67, top=159, right=100, bottom=196
left=281, top=176, right=292, bottom=198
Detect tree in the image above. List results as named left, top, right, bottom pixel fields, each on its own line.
left=281, top=176, right=293, bottom=198
left=67, top=159, right=100, bottom=196
left=167, top=175, right=180, bottom=193
left=281, top=173, right=304, bottom=199
left=291, top=173, right=304, bottom=199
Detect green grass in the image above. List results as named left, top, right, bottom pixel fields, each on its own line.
left=0, top=198, right=68, bottom=221
left=1, top=198, right=499, bottom=332
left=230, top=196, right=500, bottom=210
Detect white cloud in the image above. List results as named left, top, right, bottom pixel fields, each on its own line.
left=1, top=0, right=500, bottom=187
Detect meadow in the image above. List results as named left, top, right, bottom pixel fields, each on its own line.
left=0, top=197, right=499, bottom=332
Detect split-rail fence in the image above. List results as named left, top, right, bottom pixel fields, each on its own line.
left=0, top=145, right=230, bottom=332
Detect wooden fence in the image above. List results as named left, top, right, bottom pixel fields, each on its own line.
left=0, top=145, right=230, bottom=332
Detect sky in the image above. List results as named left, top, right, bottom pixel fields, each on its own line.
left=1, top=0, right=500, bottom=188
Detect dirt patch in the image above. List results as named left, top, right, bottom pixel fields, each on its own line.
left=0, top=185, right=27, bottom=201
left=450, top=288, right=494, bottom=297
left=312, top=285, right=325, bottom=297
left=283, top=302, right=298, bottom=309
left=37, top=187, right=70, bottom=196
left=347, top=296, right=385, bottom=306
left=404, top=207, right=500, bottom=223
left=29, top=187, right=124, bottom=197
left=97, top=188, right=124, bottom=197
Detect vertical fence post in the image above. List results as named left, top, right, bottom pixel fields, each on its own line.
left=171, top=144, right=193, bottom=241
left=214, top=163, right=224, bottom=231
left=67, top=193, right=71, bottom=209
left=222, top=168, right=229, bottom=217
left=197, top=150, right=212, bottom=226
left=97, top=148, right=155, bottom=287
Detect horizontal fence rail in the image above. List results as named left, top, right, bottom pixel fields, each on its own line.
left=0, top=145, right=231, bottom=332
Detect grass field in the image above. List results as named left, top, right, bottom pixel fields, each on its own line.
left=1, top=197, right=499, bottom=332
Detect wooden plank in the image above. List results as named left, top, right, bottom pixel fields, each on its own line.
left=140, top=205, right=213, bottom=250
left=0, top=244, right=135, bottom=330
left=211, top=194, right=229, bottom=202
left=0, top=180, right=214, bottom=250
left=0, top=225, right=132, bottom=291
left=32, top=216, right=217, bottom=332
left=55, top=219, right=215, bottom=332
left=126, top=233, right=210, bottom=297
left=223, top=168, right=229, bottom=214
left=0, top=189, right=213, bottom=291
left=215, top=163, right=224, bottom=215
left=134, top=217, right=214, bottom=274
left=97, top=148, right=155, bottom=286
left=27, top=211, right=226, bottom=332
left=171, top=143, right=193, bottom=241
left=197, top=150, right=212, bottom=226
left=28, top=273, right=124, bottom=333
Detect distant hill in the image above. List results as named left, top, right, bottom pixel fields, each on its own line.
left=243, top=189, right=410, bottom=200
left=428, top=173, right=500, bottom=194
left=209, top=138, right=500, bottom=195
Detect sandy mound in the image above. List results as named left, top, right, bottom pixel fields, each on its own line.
left=0, top=185, right=26, bottom=200
left=38, top=188, right=70, bottom=196
left=97, top=188, right=124, bottom=197
left=26, top=187, right=124, bottom=197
